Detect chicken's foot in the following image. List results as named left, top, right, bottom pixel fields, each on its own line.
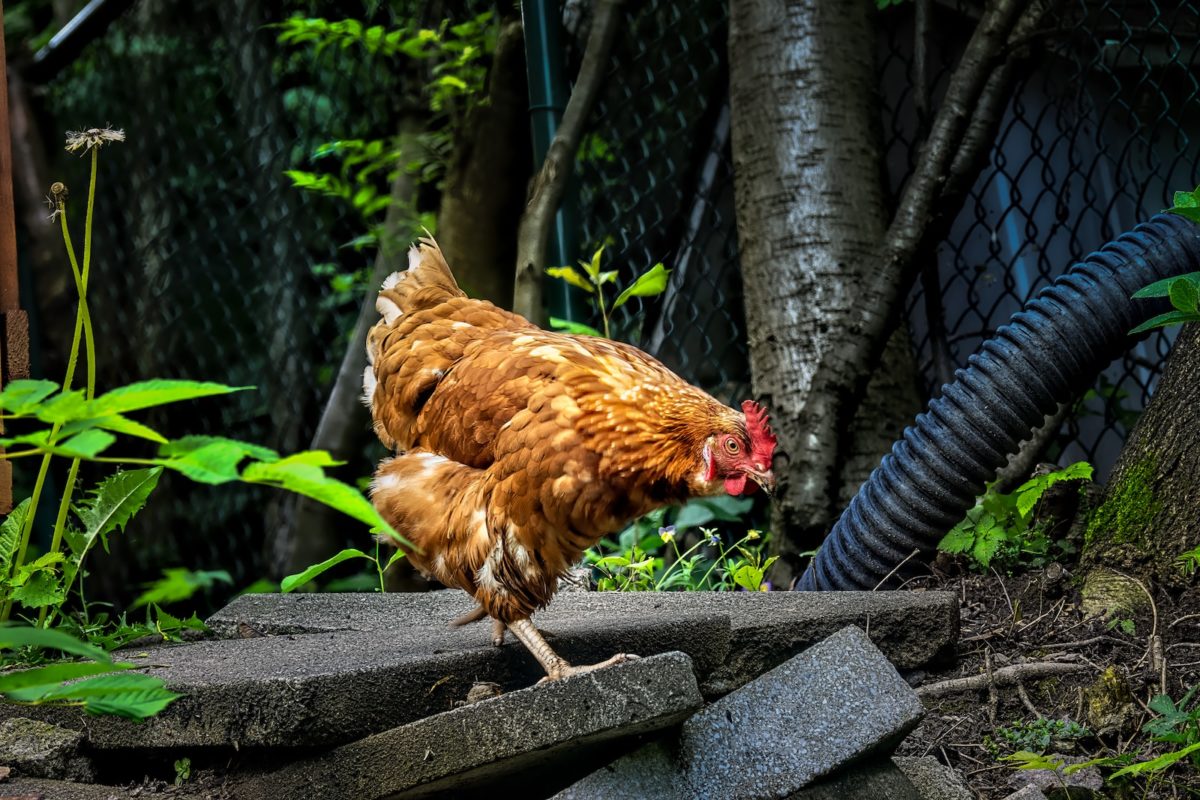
left=449, top=604, right=505, bottom=646
left=507, top=618, right=638, bottom=682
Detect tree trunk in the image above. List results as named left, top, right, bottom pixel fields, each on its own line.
left=436, top=20, right=530, bottom=307
left=729, top=0, right=919, bottom=578
left=1081, top=324, right=1200, bottom=592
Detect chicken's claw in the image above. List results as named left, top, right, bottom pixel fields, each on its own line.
left=537, top=652, right=641, bottom=683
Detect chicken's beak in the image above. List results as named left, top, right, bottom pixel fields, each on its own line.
left=748, top=469, right=777, bottom=498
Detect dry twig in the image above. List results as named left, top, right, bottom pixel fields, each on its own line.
left=918, top=662, right=1088, bottom=699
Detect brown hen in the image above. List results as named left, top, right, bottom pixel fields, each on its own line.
left=363, top=238, right=776, bottom=680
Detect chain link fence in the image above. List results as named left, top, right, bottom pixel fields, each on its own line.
left=19, top=0, right=1198, bottom=590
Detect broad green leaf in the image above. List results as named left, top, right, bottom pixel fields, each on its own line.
left=545, top=267, right=594, bottom=293
left=1130, top=309, right=1200, bottom=334
left=281, top=548, right=373, bottom=592
left=241, top=457, right=404, bottom=545
left=88, top=380, right=249, bottom=415
left=0, top=380, right=59, bottom=414
left=158, top=437, right=278, bottom=484
left=596, top=270, right=619, bottom=285
left=0, top=498, right=31, bottom=572
left=1109, top=741, right=1200, bottom=778
left=55, top=430, right=116, bottom=459
left=1171, top=186, right=1200, bottom=208
left=613, top=263, right=670, bottom=309
left=11, top=571, right=66, bottom=609
left=35, top=389, right=88, bottom=424
left=1169, top=276, right=1199, bottom=312
left=383, top=548, right=407, bottom=571
left=0, top=660, right=122, bottom=692
left=9, top=672, right=181, bottom=721
left=131, top=568, right=232, bottom=609
left=1132, top=272, right=1200, bottom=299
left=73, top=468, right=163, bottom=558
left=0, top=624, right=111, bottom=662
left=548, top=317, right=602, bottom=337
left=1170, top=206, right=1200, bottom=223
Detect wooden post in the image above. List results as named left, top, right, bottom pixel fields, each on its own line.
left=0, top=5, right=33, bottom=514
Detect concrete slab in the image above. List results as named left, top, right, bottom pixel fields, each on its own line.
left=786, top=759, right=922, bottom=799
left=0, top=609, right=727, bottom=750
left=0, top=719, right=93, bottom=782
left=678, top=625, right=925, bottom=798
left=211, top=589, right=959, bottom=694
left=893, top=756, right=974, bottom=800
left=233, top=651, right=701, bottom=800
left=550, top=740, right=684, bottom=800
left=1003, top=787, right=1049, bottom=800
left=0, top=777, right=133, bottom=799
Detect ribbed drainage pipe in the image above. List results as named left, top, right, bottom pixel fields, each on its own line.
left=797, top=213, right=1200, bottom=591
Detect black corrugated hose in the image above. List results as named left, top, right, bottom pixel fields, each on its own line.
left=797, top=212, right=1200, bottom=591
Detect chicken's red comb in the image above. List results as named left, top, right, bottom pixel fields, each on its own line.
left=741, top=400, right=777, bottom=467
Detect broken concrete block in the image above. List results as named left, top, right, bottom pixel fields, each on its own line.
left=678, top=625, right=925, bottom=798
left=1007, top=753, right=1103, bottom=798
left=0, top=777, right=129, bottom=799
left=2, top=606, right=725, bottom=750
left=786, top=759, right=922, bottom=799
left=234, top=651, right=701, bottom=800
left=209, top=589, right=959, bottom=694
left=893, top=755, right=973, bottom=800
left=0, top=718, right=94, bottom=781
left=557, top=626, right=926, bottom=800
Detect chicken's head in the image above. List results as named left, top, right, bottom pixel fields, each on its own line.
left=702, top=400, right=778, bottom=496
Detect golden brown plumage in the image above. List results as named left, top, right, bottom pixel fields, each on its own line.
left=364, top=238, right=776, bottom=680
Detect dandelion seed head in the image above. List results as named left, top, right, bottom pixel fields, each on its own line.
left=65, top=127, right=125, bottom=153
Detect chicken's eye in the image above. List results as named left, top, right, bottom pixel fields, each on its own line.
left=724, top=438, right=740, bottom=454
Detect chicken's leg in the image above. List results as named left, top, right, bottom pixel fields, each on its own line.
left=449, top=604, right=505, bottom=646
left=507, top=618, right=637, bottom=682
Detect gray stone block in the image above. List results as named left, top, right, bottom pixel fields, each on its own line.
left=551, top=741, right=685, bottom=800
left=1, top=606, right=726, bottom=750
left=894, top=755, right=974, bottom=800
left=233, top=651, right=702, bottom=800
left=211, top=589, right=959, bottom=694
left=0, top=718, right=94, bottom=781
left=1004, top=787, right=1049, bottom=800
left=678, top=625, right=925, bottom=799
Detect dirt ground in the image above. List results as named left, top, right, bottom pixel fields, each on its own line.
left=897, top=566, right=1200, bottom=799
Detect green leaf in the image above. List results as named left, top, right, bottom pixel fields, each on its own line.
left=63, top=414, right=166, bottom=444
left=1169, top=276, right=1199, bottom=312
left=383, top=548, right=407, bottom=572
left=158, top=436, right=278, bottom=484
left=281, top=548, right=373, bottom=592
left=73, top=468, right=162, bottom=557
left=1130, top=309, right=1200, bottom=334
left=88, top=380, right=249, bottom=415
left=548, top=317, right=602, bottom=337
left=938, top=523, right=976, bottom=555
left=596, top=270, right=619, bottom=285
left=613, top=263, right=670, bottom=309
left=8, top=672, right=182, bottom=721
left=0, top=624, right=112, bottom=662
left=242, top=453, right=404, bottom=543
left=1173, top=187, right=1200, bottom=208
left=1170, top=206, right=1200, bottom=223
left=11, top=571, right=66, bottom=609
left=1132, top=272, right=1200, bottom=299
left=583, top=245, right=605, bottom=280
left=54, top=430, right=116, bottom=459
left=1015, top=461, right=1093, bottom=518
left=0, top=661, right=123, bottom=692
left=0, top=380, right=59, bottom=414
left=545, top=267, right=594, bottom=293
left=1109, top=741, right=1200, bottom=779
left=131, top=568, right=232, bottom=610
left=732, top=563, right=765, bottom=592
left=0, top=498, right=32, bottom=573
left=35, top=390, right=88, bottom=424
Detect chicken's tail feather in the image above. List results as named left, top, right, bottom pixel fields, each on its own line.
left=375, top=235, right=464, bottom=325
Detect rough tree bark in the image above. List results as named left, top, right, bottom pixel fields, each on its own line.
left=1081, top=324, right=1200, bottom=593
left=436, top=20, right=530, bottom=307
left=729, top=0, right=1051, bottom=582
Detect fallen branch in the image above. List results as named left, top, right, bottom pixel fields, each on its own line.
left=512, top=0, right=624, bottom=320
left=918, top=661, right=1087, bottom=699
